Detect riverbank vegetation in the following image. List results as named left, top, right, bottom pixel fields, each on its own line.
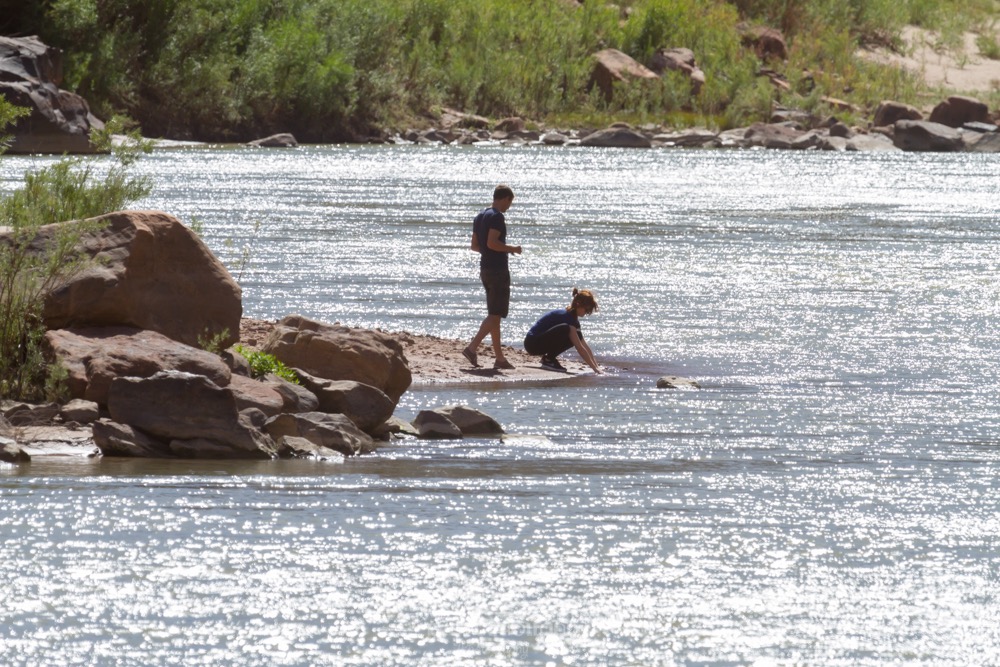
left=4, top=0, right=999, bottom=140
left=0, top=104, right=152, bottom=400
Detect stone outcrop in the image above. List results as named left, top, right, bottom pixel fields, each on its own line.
left=928, top=95, right=989, bottom=128
left=39, top=211, right=241, bottom=348
left=45, top=326, right=232, bottom=406
left=263, top=314, right=411, bottom=403
left=0, top=35, right=103, bottom=154
left=294, top=371, right=395, bottom=433
left=873, top=100, right=923, bottom=127
left=107, top=371, right=276, bottom=459
left=892, top=120, right=964, bottom=152
left=263, top=412, right=374, bottom=456
left=589, top=49, right=659, bottom=102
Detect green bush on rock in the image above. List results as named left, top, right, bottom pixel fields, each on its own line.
left=0, top=108, right=152, bottom=400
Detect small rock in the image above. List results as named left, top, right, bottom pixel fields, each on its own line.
left=412, top=410, right=463, bottom=439
left=60, top=399, right=100, bottom=424
left=656, top=376, right=700, bottom=389
left=276, top=435, right=346, bottom=461
left=1, top=439, right=30, bottom=463
left=431, top=405, right=504, bottom=436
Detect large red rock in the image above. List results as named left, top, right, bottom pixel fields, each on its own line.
left=0, top=35, right=102, bottom=154
left=263, top=315, right=411, bottom=403
left=589, top=49, right=659, bottom=102
left=40, top=211, right=242, bottom=348
left=44, top=327, right=231, bottom=406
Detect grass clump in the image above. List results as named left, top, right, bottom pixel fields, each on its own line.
left=233, top=344, right=300, bottom=385
left=0, top=108, right=152, bottom=400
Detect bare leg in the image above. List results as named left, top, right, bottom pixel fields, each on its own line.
left=465, top=314, right=501, bottom=366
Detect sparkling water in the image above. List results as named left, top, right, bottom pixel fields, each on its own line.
left=1, top=145, right=998, bottom=665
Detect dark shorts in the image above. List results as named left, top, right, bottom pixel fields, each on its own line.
left=480, top=269, right=510, bottom=318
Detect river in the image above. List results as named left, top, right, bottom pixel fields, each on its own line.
left=1, top=144, right=998, bottom=665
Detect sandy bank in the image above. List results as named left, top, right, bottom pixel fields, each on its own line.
left=239, top=318, right=592, bottom=385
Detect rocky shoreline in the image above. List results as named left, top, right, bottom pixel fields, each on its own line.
left=0, top=210, right=602, bottom=466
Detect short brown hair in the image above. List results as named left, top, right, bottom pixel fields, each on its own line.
left=493, top=184, right=514, bottom=201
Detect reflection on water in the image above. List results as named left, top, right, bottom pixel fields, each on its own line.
left=1, top=146, right=999, bottom=665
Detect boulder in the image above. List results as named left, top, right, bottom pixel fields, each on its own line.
left=892, top=120, right=963, bottom=152
left=412, top=410, right=463, bottom=439
left=263, top=373, right=319, bottom=413
left=648, top=47, right=705, bottom=94
left=263, top=412, right=375, bottom=456
left=38, top=211, right=241, bottom=348
left=294, top=371, right=395, bottom=433
left=247, top=133, right=298, bottom=147
left=92, top=419, right=172, bottom=458
left=228, top=374, right=285, bottom=417
left=430, top=405, right=504, bottom=436
left=1, top=439, right=31, bottom=463
left=873, top=100, right=923, bottom=127
left=107, top=371, right=276, bottom=459
left=580, top=127, right=652, bottom=148
left=371, top=416, right=420, bottom=439
left=0, top=35, right=103, bottom=154
left=744, top=122, right=806, bottom=149
left=44, top=327, right=231, bottom=406
left=59, top=399, right=100, bottom=424
left=262, top=314, right=411, bottom=403
left=929, top=95, right=989, bottom=129
left=589, top=49, right=659, bottom=102
left=276, top=435, right=347, bottom=461
left=739, top=25, right=788, bottom=61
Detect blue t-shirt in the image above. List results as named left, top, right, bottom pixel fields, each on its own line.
left=473, top=207, right=507, bottom=271
left=526, top=309, right=580, bottom=338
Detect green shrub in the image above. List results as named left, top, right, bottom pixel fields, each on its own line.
left=233, top=345, right=300, bottom=385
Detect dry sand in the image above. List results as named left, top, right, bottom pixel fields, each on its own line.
left=239, top=317, right=594, bottom=385
left=858, top=25, right=1000, bottom=97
